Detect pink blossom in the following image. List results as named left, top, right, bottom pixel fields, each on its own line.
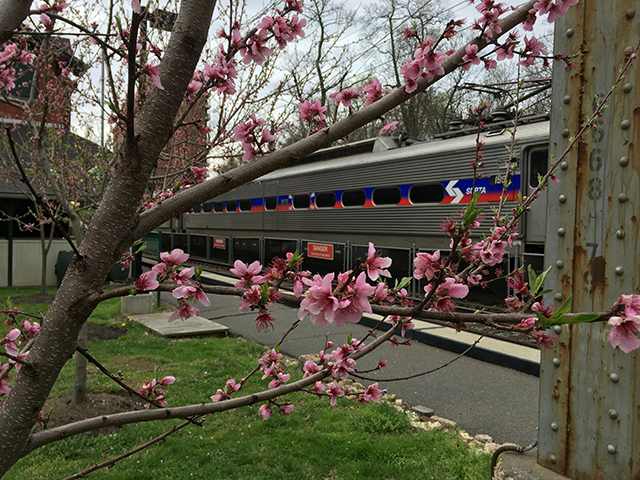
left=531, top=330, right=557, bottom=350
left=377, top=360, right=387, bottom=371
left=608, top=315, right=640, bottom=353
left=332, top=272, right=375, bottom=327
left=190, top=166, right=208, bottom=183
left=330, top=357, right=356, bottom=379
left=298, top=99, right=327, bottom=122
left=134, top=271, right=159, bottom=291
left=364, top=383, right=386, bottom=403
left=311, top=381, right=326, bottom=393
left=298, top=273, right=339, bottom=325
left=131, top=0, right=141, bottom=14
left=379, top=121, right=398, bottom=136
left=258, top=404, right=272, bottom=420
left=514, top=317, right=537, bottom=330
left=173, top=266, right=195, bottom=285
left=364, top=243, right=392, bottom=281
left=280, top=404, right=295, bottom=415
left=160, top=249, right=189, bottom=268
left=303, top=360, right=322, bottom=378
left=23, top=320, right=40, bottom=337
left=240, top=30, right=273, bottom=65
left=255, top=310, right=276, bottom=332
left=141, top=62, right=164, bottom=90
left=169, top=301, right=200, bottom=322
left=41, top=13, right=53, bottom=31
left=329, top=87, right=362, bottom=108
left=230, top=260, right=264, bottom=288
left=326, top=382, right=344, bottom=406
left=462, top=44, right=480, bottom=70
left=413, top=250, right=440, bottom=280
left=172, top=284, right=210, bottom=307
left=363, top=78, right=386, bottom=106
left=159, top=376, right=175, bottom=386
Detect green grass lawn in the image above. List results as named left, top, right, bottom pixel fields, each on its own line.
left=2, top=287, right=491, bottom=480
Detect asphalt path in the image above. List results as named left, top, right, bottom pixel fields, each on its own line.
left=158, top=284, right=540, bottom=446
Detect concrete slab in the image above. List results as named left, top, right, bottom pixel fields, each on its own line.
left=121, top=293, right=154, bottom=316
left=134, top=312, right=229, bottom=338
left=495, top=448, right=570, bottom=480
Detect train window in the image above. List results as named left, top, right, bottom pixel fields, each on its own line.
left=409, top=184, right=445, bottom=203
left=226, top=200, right=237, bottom=212
left=342, top=189, right=366, bottom=207
left=203, top=203, right=212, bottom=213
left=293, top=194, right=311, bottom=209
left=529, top=150, right=548, bottom=188
left=315, top=192, right=336, bottom=208
left=213, top=202, right=224, bottom=213
left=373, top=186, right=401, bottom=206
left=265, top=196, right=277, bottom=210
left=239, top=199, right=252, bottom=211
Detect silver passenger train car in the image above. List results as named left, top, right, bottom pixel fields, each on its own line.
left=178, top=117, right=550, bottom=276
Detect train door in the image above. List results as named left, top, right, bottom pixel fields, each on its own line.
left=525, top=148, right=549, bottom=243
left=523, top=147, right=549, bottom=271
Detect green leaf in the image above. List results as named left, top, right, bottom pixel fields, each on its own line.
left=537, top=289, right=553, bottom=298
left=396, top=277, right=412, bottom=290
left=347, top=332, right=353, bottom=344
left=535, top=311, right=551, bottom=328
left=260, top=282, right=270, bottom=305
left=551, top=313, right=601, bottom=326
left=527, top=265, right=538, bottom=292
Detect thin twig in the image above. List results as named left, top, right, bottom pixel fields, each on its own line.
left=4, top=128, right=82, bottom=258
left=351, top=333, right=487, bottom=382
left=61, top=417, right=199, bottom=480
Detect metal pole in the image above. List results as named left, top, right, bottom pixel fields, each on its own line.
left=540, top=1, right=640, bottom=478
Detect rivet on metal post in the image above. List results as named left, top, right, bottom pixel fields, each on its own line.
left=553, top=358, right=561, bottom=367
left=552, top=389, right=560, bottom=399
left=554, top=293, right=563, bottom=302
left=618, top=193, right=628, bottom=203
left=621, top=119, right=631, bottom=130
left=563, top=95, right=571, bottom=104
left=607, top=445, right=617, bottom=454
left=566, top=28, right=574, bottom=37
left=557, top=227, right=565, bottom=236
left=551, top=422, right=559, bottom=431
left=549, top=454, right=558, bottom=464
left=615, top=266, right=624, bottom=276
left=627, top=9, right=636, bottom=19
left=609, top=409, right=618, bottom=419
left=623, top=83, right=633, bottom=93
left=559, top=194, right=567, bottom=204
left=560, top=161, right=569, bottom=170
left=553, top=325, right=562, bottom=334
left=556, top=260, right=564, bottom=269
left=616, top=229, right=626, bottom=239
left=610, top=373, right=620, bottom=383
left=619, top=156, right=629, bottom=166
left=561, top=128, right=570, bottom=137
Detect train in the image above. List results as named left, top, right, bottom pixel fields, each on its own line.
left=162, top=114, right=550, bottom=290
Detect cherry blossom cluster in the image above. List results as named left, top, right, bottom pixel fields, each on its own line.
left=138, top=376, right=175, bottom=407
left=232, top=114, right=277, bottom=162
left=134, top=249, right=211, bottom=322
left=1, top=308, right=40, bottom=405
left=400, top=36, right=446, bottom=94
left=0, top=41, right=36, bottom=90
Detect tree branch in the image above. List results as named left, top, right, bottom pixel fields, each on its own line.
left=26, top=321, right=401, bottom=453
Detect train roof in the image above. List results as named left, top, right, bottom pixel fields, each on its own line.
left=257, top=119, right=550, bottom=182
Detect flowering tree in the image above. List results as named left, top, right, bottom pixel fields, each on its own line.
left=2, top=0, right=637, bottom=477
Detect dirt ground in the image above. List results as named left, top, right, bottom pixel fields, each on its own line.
left=13, top=293, right=140, bottom=432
